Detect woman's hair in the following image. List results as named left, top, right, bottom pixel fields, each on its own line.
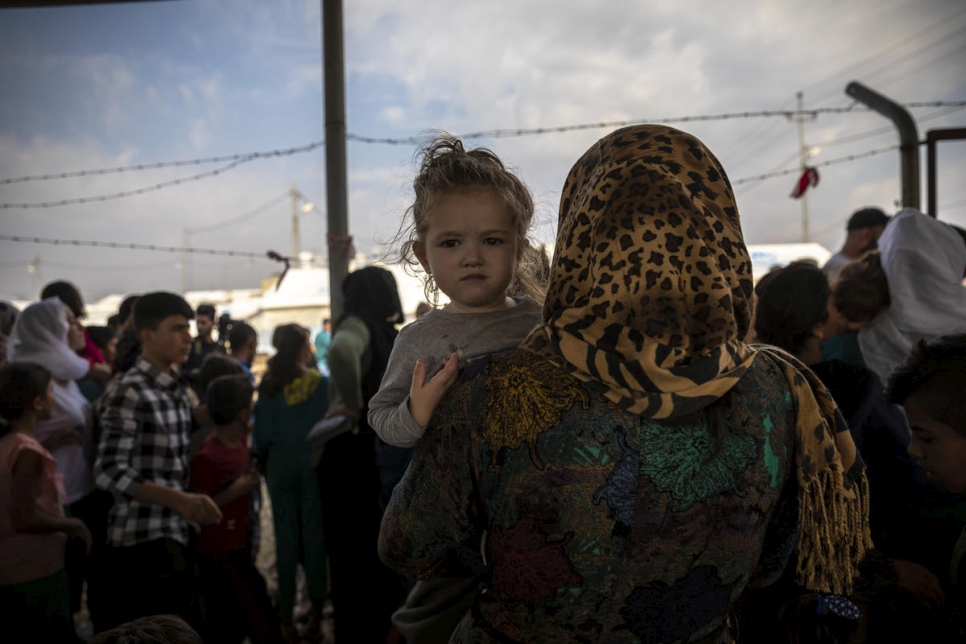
left=0, top=362, right=51, bottom=436
left=118, top=295, right=140, bottom=325
left=258, top=324, right=310, bottom=399
left=393, top=133, right=544, bottom=304
left=86, top=326, right=115, bottom=354
left=40, top=280, right=85, bottom=319
left=206, top=375, right=254, bottom=426
left=831, top=251, right=891, bottom=324
left=754, top=262, right=830, bottom=357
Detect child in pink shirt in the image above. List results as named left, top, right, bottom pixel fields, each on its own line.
left=0, top=362, right=92, bottom=642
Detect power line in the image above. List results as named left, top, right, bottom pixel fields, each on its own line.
left=803, top=6, right=966, bottom=105
left=873, top=41, right=966, bottom=91
left=185, top=191, right=290, bottom=234
left=0, top=235, right=282, bottom=260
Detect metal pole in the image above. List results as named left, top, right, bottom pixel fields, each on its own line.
left=323, top=0, right=349, bottom=322
left=845, top=81, right=920, bottom=210
left=291, top=182, right=301, bottom=265
left=796, top=92, right=810, bottom=243
left=925, top=128, right=966, bottom=218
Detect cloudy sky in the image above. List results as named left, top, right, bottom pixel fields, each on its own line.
left=1, top=0, right=964, bottom=302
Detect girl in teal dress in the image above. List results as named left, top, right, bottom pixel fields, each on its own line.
left=253, top=324, right=327, bottom=641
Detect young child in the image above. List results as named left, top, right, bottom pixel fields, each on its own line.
left=367, top=134, right=545, bottom=642
left=0, top=362, right=92, bottom=642
left=189, top=374, right=281, bottom=644
left=887, top=333, right=966, bottom=638
left=368, top=133, right=545, bottom=448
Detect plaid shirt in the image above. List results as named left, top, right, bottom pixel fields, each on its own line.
left=95, top=358, right=193, bottom=547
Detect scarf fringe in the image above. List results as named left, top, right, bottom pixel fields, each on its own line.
left=794, top=467, right=873, bottom=595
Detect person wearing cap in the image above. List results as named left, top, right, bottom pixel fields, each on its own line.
left=822, top=207, right=891, bottom=281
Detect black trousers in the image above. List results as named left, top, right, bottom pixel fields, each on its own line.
left=96, top=538, right=201, bottom=634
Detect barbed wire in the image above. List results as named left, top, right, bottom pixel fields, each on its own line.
left=0, top=235, right=279, bottom=260
left=3, top=101, right=962, bottom=191
left=346, top=102, right=966, bottom=145
left=0, top=140, right=326, bottom=187
left=0, top=157, right=255, bottom=209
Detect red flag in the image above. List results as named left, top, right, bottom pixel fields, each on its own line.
left=790, top=167, right=820, bottom=199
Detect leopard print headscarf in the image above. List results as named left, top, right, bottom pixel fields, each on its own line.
left=523, top=124, right=756, bottom=417
left=523, top=124, right=870, bottom=594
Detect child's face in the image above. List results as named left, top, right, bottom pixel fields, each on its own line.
left=905, top=394, right=966, bottom=493
left=414, top=188, right=523, bottom=314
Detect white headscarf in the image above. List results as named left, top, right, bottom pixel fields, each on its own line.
left=6, top=297, right=91, bottom=382
left=859, top=208, right=966, bottom=382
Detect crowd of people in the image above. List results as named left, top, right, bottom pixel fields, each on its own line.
left=0, top=125, right=964, bottom=643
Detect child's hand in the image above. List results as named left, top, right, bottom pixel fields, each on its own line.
left=409, top=352, right=460, bottom=428
left=236, top=462, right=260, bottom=494
left=67, top=518, right=93, bottom=555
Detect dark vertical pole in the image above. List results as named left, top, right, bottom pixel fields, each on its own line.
left=845, top=81, right=920, bottom=210
left=323, top=0, right=348, bottom=321
left=927, top=134, right=937, bottom=218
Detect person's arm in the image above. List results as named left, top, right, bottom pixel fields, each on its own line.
left=212, top=461, right=259, bottom=508
left=11, top=450, right=92, bottom=552
left=327, top=318, right=370, bottom=414
left=95, top=384, right=221, bottom=524
left=367, top=328, right=431, bottom=447
left=190, top=451, right=258, bottom=509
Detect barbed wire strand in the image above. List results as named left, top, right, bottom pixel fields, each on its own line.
left=0, top=141, right=326, bottom=186
left=2, top=101, right=962, bottom=190
left=731, top=144, right=901, bottom=186
left=0, top=235, right=277, bottom=260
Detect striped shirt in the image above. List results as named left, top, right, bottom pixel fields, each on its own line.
left=95, top=358, right=193, bottom=547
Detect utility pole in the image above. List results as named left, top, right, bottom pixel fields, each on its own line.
left=323, top=0, right=349, bottom=321
left=791, top=91, right=816, bottom=243
left=291, top=182, right=301, bottom=267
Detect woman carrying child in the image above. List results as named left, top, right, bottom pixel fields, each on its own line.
left=0, top=362, right=92, bottom=642
left=379, top=125, right=873, bottom=642
left=367, top=134, right=545, bottom=642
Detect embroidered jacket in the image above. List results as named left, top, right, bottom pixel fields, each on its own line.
left=380, top=350, right=798, bottom=643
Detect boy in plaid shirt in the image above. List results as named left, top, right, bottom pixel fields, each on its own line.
left=94, top=292, right=222, bottom=632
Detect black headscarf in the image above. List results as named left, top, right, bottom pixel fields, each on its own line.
left=339, top=266, right=404, bottom=404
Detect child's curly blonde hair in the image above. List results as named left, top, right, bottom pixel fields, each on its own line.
left=393, top=133, right=545, bottom=306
